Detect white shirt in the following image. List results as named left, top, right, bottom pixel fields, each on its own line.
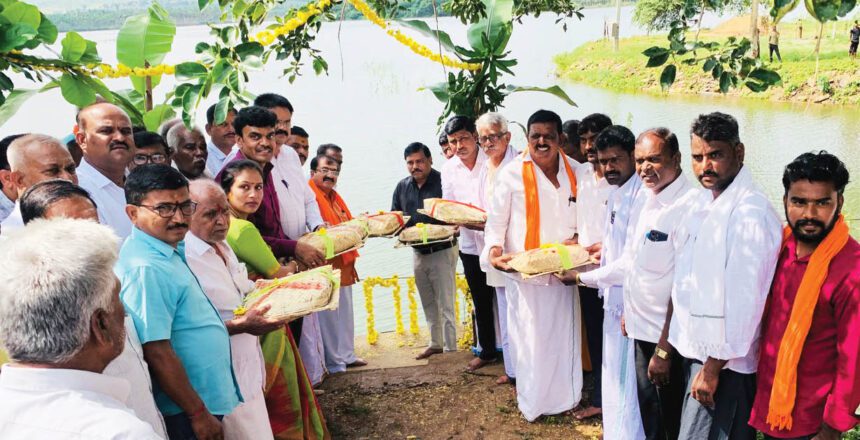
left=0, top=190, right=14, bottom=224
left=574, top=163, right=614, bottom=247
left=206, top=140, right=231, bottom=177
left=184, top=232, right=266, bottom=401
left=0, top=366, right=162, bottom=439
left=620, top=176, right=697, bottom=343
left=669, top=182, right=782, bottom=374
left=0, top=202, right=22, bottom=234
left=271, top=147, right=324, bottom=237
left=441, top=151, right=487, bottom=255
left=475, top=146, right=518, bottom=287
left=76, top=158, right=132, bottom=240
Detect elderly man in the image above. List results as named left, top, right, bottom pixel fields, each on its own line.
left=485, top=110, right=582, bottom=422
left=309, top=152, right=367, bottom=372
left=669, top=112, right=782, bottom=439
left=0, top=134, right=26, bottom=223
left=566, top=125, right=646, bottom=439
left=392, top=142, right=459, bottom=360
left=749, top=151, right=860, bottom=440
left=474, top=112, right=519, bottom=385
left=0, top=134, right=77, bottom=232
left=130, top=131, right=171, bottom=172
left=166, top=124, right=209, bottom=180
left=205, top=104, right=237, bottom=175
left=18, top=178, right=167, bottom=437
left=186, top=179, right=287, bottom=440
left=442, top=115, right=498, bottom=371
left=75, top=102, right=135, bottom=239
left=286, top=126, right=310, bottom=165
left=117, top=164, right=242, bottom=440
left=0, top=219, right=161, bottom=439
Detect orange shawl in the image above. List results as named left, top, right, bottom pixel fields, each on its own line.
left=308, top=179, right=358, bottom=285
left=522, top=153, right=578, bottom=250
left=767, top=215, right=850, bottom=430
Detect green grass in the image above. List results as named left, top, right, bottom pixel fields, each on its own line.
left=554, top=28, right=860, bottom=104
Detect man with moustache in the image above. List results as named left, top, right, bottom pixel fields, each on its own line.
left=129, top=132, right=171, bottom=172
left=562, top=125, right=646, bottom=439
left=392, top=142, right=459, bottom=360
left=205, top=104, right=237, bottom=175
left=441, top=115, right=498, bottom=371
left=0, top=134, right=78, bottom=232
left=286, top=126, right=310, bottom=165
left=438, top=131, right=454, bottom=160
left=75, top=102, right=135, bottom=239
left=309, top=153, right=367, bottom=371
left=749, top=151, right=859, bottom=440
left=117, top=165, right=242, bottom=440
left=485, top=110, right=583, bottom=422
left=571, top=113, right=614, bottom=421
left=167, top=124, right=210, bottom=180
left=669, top=112, right=782, bottom=440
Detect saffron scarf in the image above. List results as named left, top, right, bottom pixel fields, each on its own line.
left=308, top=179, right=357, bottom=267
left=766, top=214, right=850, bottom=430
left=522, top=153, right=577, bottom=250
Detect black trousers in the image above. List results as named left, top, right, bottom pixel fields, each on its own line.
left=678, top=358, right=757, bottom=440
left=634, top=340, right=685, bottom=440
left=289, top=317, right=303, bottom=348
left=459, top=252, right=498, bottom=360
left=580, top=286, right=604, bottom=407
left=769, top=44, right=782, bottom=62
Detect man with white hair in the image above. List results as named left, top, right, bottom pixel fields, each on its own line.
left=186, top=179, right=286, bottom=439
left=0, top=134, right=77, bottom=233
left=0, top=219, right=161, bottom=439
left=166, top=124, right=210, bottom=180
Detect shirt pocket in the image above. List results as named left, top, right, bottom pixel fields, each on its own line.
left=636, top=234, right=674, bottom=275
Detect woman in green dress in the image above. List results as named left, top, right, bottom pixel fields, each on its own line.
left=220, top=159, right=330, bottom=440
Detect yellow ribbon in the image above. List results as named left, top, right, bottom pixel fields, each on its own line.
left=541, top=243, right=573, bottom=270
left=416, top=223, right=429, bottom=244
left=316, top=227, right=335, bottom=259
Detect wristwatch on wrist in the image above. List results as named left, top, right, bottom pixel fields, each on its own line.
left=575, top=273, right=582, bottom=285
left=654, top=346, right=670, bottom=360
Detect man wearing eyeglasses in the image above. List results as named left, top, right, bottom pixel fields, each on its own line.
left=117, top=164, right=242, bottom=440
left=129, top=131, right=171, bottom=172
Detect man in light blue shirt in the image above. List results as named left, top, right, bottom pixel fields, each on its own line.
left=204, top=104, right=237, bottom=176
left=116, top=164, right=241, bottom=440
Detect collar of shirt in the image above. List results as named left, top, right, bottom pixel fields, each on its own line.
left=0, top=366, right=132, bottom=405
left=207, top=140, right=227, bottom=161
left=78, top=158, right=118, bottom=190
left=409, top=168, right=441, bottom=189
left=130, top=226, right=186, bottom=261
left=649, top=174, right=692, bottom=207
left=234, top=150, right=273, bottom=176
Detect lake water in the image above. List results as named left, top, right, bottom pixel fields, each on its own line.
left=7, top=7, right=858, bottom=334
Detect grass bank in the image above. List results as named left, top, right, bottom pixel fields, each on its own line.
left=554, top=29, right=860, bottom=105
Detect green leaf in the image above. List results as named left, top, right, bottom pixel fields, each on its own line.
left=117, top=1, right=176, bottom=93
left=59, top=73, right=96, bottom=107
left=36, top=13, right=57, bottom=44
left=660, top=64, right=676, bottom=91
left=719, top=71, right=732, bottom=94
left=1, top=2, right=40, bottom=30
left=0, top=72, right=11, bottom=90
left=143, top=104, right=175, bottom=131
left=198, top=0, right=211, bottom=10
left=174, top=62, right=208, bottom=80
left=113, top=88, right=145, bottom=112
left=747, top=68, right=781, bottom=85
left=467, top=0, right=514, bottom=54
left=0, top=88, right=37, bottom=128
left=234, top=41, right=263, bottom=60
left=745, top=80, right=768, bottom=92
left=505, top=85, right=576, bottom=107
left=702, top=58, right=718, bottom=72
left=804, top=0, right=840, bottom=21
left=80, top=39, right=101, bottom=63
left=420, top=82, right=450, bottom=103
left=0, top=23, right=37, bottom=51
left=214, top=88, right=230, bottom=124
left=398, top=19, right=458, bottom=53
left=646, top=52, right=670, bottom=68
left=642, top=46, right=669, bottom=57
left=837, top=0, right=856, bottom=16
left=312, top=57, right=327, bottom=75
left=60, top=32, right=87, bottom=62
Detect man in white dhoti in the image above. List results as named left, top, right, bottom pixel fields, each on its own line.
left=670, top=112, right=782, bottom=439
left=474, top=112, right=519, bottom=385
left=561, top=125, right=646, bottom=439
left=483, top=109, right=582, bottom=422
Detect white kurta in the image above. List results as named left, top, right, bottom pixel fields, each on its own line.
left=482, top=151, right=582, bottom=422
left=579, top=175, right=645, bottom=440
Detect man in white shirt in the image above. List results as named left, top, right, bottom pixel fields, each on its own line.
left=0, top=134, right=78, bottom=233
left=669, top=112, right=782, bottom=439
left=564, top=125, right=646, bottom=439
left=571, top=113, right=614, bottom=420
left=441, top=115, right=498, bottom=371
left=187, top=179, right=289, bottom=439
left=205, top=104, right=237, bottom=176
left=0, top=218, right=161, bottom=439
left=75, top=102, right=135, bottom=239
left=485, top=110, right=582, bottom=422
left=0, top=134, right=25, bottom=225
left=286, top=126, right=310, bottom=165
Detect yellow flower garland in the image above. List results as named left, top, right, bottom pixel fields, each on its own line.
left=455, top=276, right=474, bottom=350
left=361, top=277, right=380, bottom=345
left=346, top=0, right=481, bottom=71
left=405, top=277, right=420, bottom=336
left=251, top=0, right=333, bottom=46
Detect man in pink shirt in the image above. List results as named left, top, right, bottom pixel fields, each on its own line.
left=749, top=151, right=859, bottom=439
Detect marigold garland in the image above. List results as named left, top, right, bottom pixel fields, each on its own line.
left=251, top=0, right=333, bottom=46
left=361, top=278, right=380, bottom=345
left=405, top=277, right=420, bottom=336
left=455, top=276, right=475, bottom=350
left=346, top=0, right=481, bottom=71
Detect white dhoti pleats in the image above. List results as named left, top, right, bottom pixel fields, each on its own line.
left=223, top=389, right=274, bottom=440
left=299, top=312, right=327, bottom=385
left=495, top=286, right=516, bottom=378
left=318, top=285, right=357, bottom=374
left=601, top=311, right=645, bottom=440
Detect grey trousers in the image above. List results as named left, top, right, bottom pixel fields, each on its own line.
left=678, top=358, right=757, bottom=440
left=413, top=245, right=458, bottom=351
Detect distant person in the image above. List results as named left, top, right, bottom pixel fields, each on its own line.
left=286, top=125, right=310, bottom=165
left=850, top=21, right=859, bottom=59
left=562, top=119, right=585, bottom=162
left=63, top=133, right=84, bottom=166
left=166, top=124, right=210, bottom=180
left=438, top=131, right=454, bottom=159
left=0, top=133, right=26, bottom=224
left=129, top=131, right=171, bottom=172
left=769, top=25, right=782, bottom=63
left=316, top=143, right=343, bottom=165
left=204, top=104, right=237, bottom=175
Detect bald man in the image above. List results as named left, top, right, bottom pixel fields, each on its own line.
left=75, top=102, right=135, bottom=239
left=0, top=134, right=77, bottom=233
left=166, top=124, right=210, bottom=180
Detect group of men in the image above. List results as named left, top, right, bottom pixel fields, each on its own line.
left=0, top=97, right=856, bottom=440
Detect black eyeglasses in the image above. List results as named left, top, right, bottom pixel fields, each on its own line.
left=133, top=153, right=168, bottom=165
left=137, top=201, right=197, bottom=218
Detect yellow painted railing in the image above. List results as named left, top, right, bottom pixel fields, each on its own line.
left=361, top=274, right=474, bottom=349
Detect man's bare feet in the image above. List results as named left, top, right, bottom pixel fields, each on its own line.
left=496, top=375, right=513, bottom=385
left=465, top=357, right=496, bottom=372
left=347, top=358, right=368, bottom=368
left=415, top=348, right=443, bottom=360
left=573, top=406, right=602, bottom=420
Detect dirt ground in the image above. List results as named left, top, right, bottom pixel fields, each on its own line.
left=316, top=332, right=603, bottom=440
